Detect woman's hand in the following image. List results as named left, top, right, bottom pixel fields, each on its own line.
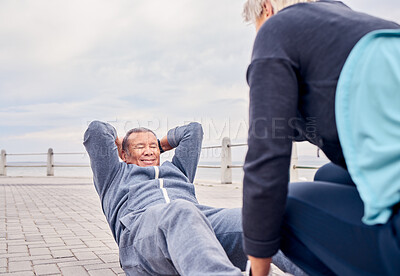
left=248, top=256, right=271, bottom=276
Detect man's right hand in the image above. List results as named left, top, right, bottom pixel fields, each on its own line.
left=115, top=137, right=124, bottom=159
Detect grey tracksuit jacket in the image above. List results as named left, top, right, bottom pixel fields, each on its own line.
left=83, top=120, right=203, bottom=244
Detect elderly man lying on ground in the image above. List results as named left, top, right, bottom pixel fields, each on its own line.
left=83, top=120, right=303, bottom=275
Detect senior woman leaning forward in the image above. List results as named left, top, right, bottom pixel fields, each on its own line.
left=242, top=0, right=400, bottom=275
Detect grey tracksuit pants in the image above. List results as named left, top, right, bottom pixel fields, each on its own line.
left=119, top=200, right=246, bottom=276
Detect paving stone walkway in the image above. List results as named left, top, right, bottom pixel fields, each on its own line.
left=1, top=176, right=264, bottom=276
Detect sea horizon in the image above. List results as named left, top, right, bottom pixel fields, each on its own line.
left=3, top=154, right=330, bottom=183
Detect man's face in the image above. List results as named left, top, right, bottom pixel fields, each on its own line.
left=123, top=132, right=160, bottom=167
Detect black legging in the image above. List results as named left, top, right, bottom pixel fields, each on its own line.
left=314, top=162, right=355, bottom=186
left=280, top=163, right=400, bottom=276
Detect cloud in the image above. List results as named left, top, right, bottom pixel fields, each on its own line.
left=0, top=0, right=126, bottom=66
left=1, top=0, right=399, bottom=157
left=0, top=0, right=253, bottom=106
left=345, top=0, right=400, bottom=22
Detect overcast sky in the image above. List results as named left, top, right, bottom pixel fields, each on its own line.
left=1, top=0, right=399, bottom=159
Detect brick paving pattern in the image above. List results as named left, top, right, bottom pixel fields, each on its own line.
left=0, top=177, right=124, bottom=275
left=0, top=177, right=285, bottom=275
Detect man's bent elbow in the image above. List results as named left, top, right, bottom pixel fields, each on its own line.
left=188, top=122, right=204, bottom=139
left=84, top=120, right=117, bottom=147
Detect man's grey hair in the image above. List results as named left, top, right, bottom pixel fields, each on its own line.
left=122, top=127, right=157, bottom=155
left=243, top=0, right=317, bottom=24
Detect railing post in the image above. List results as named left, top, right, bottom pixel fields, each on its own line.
left=290, top=142, right=299, bottom=182
left=221, top=137, right=232, bottom=184
left=47, top=148, right=54, bottom=176
left=1, top=150, right=6, bottom=176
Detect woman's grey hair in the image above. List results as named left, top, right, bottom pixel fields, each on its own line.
left=242, top=0, right=317, bottom=24
left=122, top=127, right=157, bottom=155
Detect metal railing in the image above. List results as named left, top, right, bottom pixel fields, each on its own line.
left=0, top=149, right=89, bottom=177
left=0, top=139, right=321, bottom=183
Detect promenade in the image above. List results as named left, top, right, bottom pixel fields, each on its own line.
left=0, top=176, right=285, bottom=276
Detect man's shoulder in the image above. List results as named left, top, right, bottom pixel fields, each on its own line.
left=160, top=161, right=191, bottom=178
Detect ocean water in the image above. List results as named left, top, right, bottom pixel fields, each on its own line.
left=3, top=156, right=329, bottom=183
left=3, top=140, right=331, bottom=182
left=3, top=141, right=329, bottom=181
left=4, top=165, right=93, bottom=178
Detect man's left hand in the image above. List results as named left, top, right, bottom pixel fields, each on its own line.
left=115, top=137, right=124, bottom=159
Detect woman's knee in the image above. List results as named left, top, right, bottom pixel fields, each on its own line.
left=314, top=162, right=355, bottom=186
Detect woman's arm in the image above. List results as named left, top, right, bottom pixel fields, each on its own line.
left=243, top=57, right=298, bottom=267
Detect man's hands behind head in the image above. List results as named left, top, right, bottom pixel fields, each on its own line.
left=159, top=136, right=173, bottom=152
left=115, top=137, right=124, bottom=160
